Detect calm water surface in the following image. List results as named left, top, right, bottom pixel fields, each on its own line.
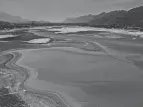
left=16, top=47, right=143, bottom=107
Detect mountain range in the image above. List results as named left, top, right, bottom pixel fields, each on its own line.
left=0, top=11, right=52, bottom=26
left=0, top=11, right=29, bottom=23
left=1, top=6, right=143, bottom=28
left=63, top=6, right=143, bottom=28
left=63, top=14, right=95, bottom=23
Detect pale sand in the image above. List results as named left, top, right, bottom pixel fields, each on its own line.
left=0, top=34, right=14, bottom=39
left=24, top=38, right=51, bottom=44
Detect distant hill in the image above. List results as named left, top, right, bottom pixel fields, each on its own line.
left=0, top=21, right=10, bottom=25
left=63, top=6, right=143, bottom=28
left=0, top=21, right=12, bottom=28
left=37, top=20, right=51, bottom=23
left=0, top=11, right=52, bottom=25
left=63, top=14, right=95, bottom=23
left=0, top=11, right=29, bottom=23
left=63, top=11, right=127, bottom=25
left=89, top=10, right=127, bottom=26
left=122, top=6, right=143, bottom=27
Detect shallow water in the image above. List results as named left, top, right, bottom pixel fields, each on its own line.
left=16, top=47, right=143, bottom=107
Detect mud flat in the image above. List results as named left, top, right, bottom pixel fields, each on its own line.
left=1, top=26, right=143, bottom=107
left=0, top=50, right=72, bottom=107
left=15, top=46, right=143, bottom=107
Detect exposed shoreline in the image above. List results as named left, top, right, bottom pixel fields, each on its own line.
left=2, top=47, right=98, bottom=107
left=1, top=26, right=143, bottom=107
left=0, top=48, right=72, bottom=107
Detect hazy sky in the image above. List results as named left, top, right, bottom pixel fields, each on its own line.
left=0, top=0, right=142, bottom=22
